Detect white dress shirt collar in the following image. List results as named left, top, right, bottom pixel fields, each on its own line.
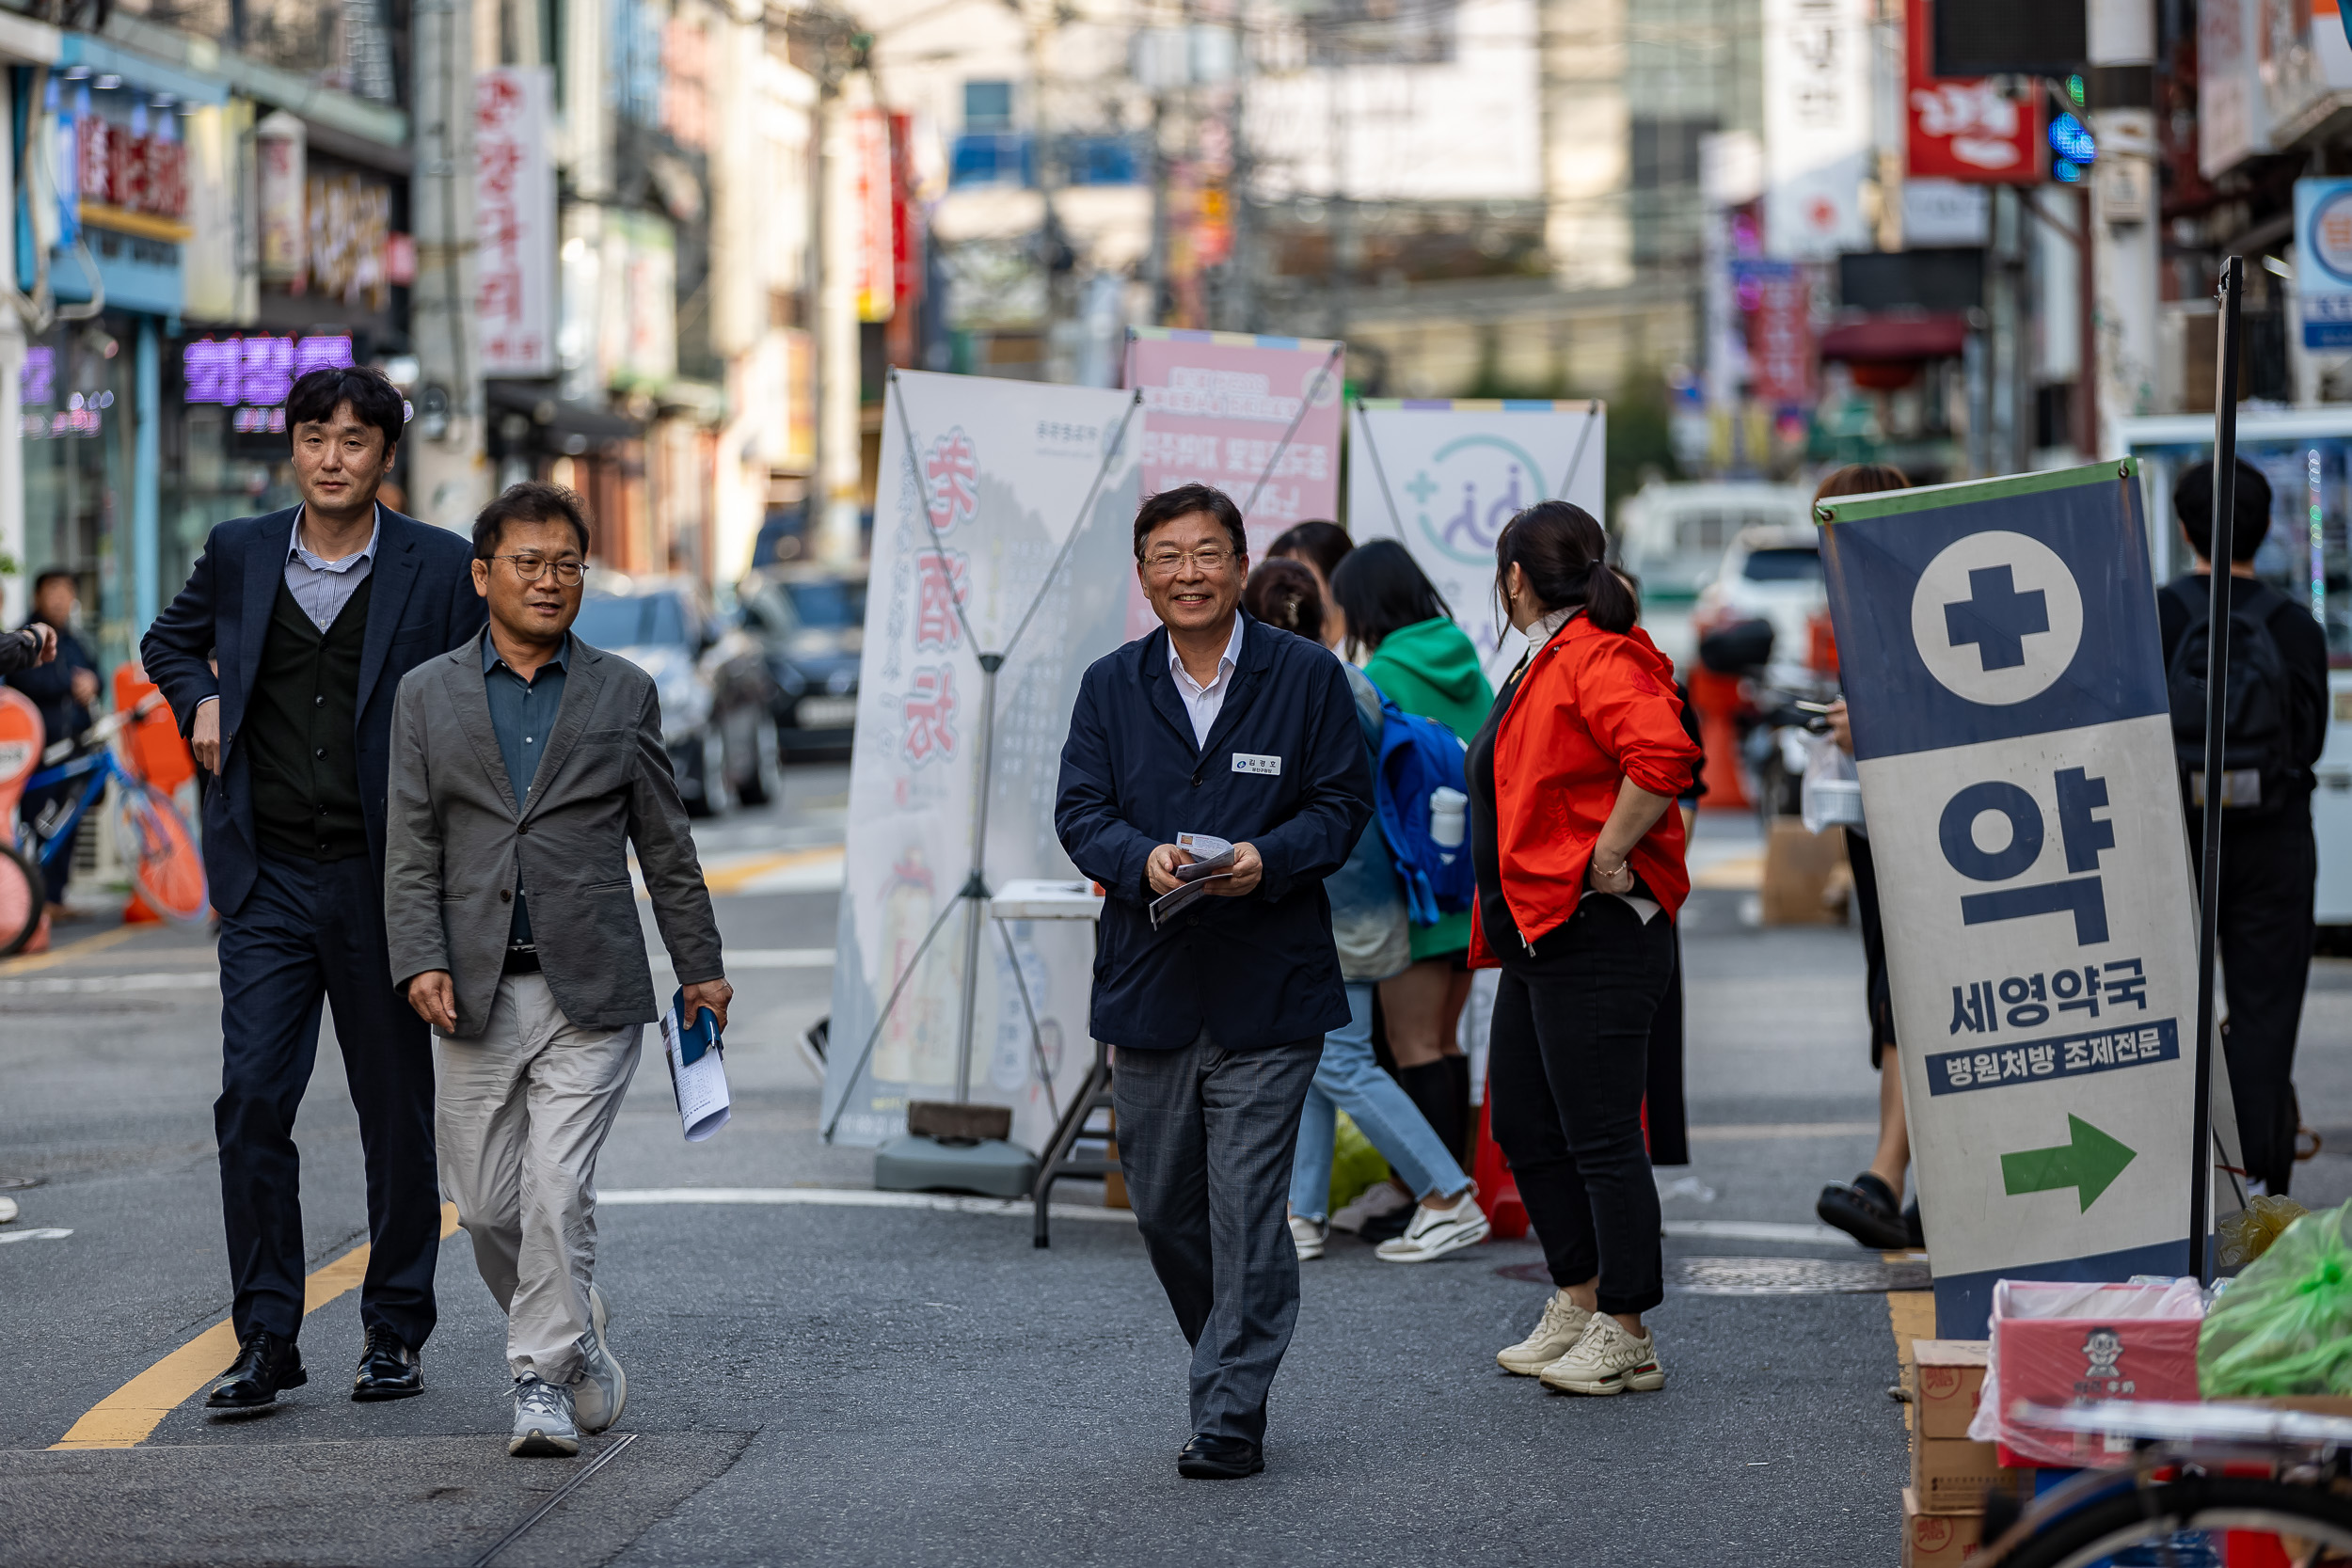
left=1168, top=611, right=1246, bottom=748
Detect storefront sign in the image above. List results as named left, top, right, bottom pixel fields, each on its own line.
left=1820, top=462, right=2223, bottom=1336
left=1739, top=259, right=1814, bottom=406
left=853, top=104, right=895, bottom=324
left=181, top=334, right=357, bottom=433
left=1904, top=0, right=2041, bottom=183
left=824, top=371, right=1142, bottom=1148
left=1762, top=0, right=1873, bottom=260
left=256, top=111, right=305, bottom=281
left=1347, top=400, right=1606, bottom=685
left=307, top=170, right=392, bottom=309
left=2296, top=177, right=2352, bottom=349
left=475, top=67, right=556, bottom=376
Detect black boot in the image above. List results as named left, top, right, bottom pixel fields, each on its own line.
left=1397, top=1061, right=1461, bottom=1164
left=1441, top=1053, right=1474, bottom=1165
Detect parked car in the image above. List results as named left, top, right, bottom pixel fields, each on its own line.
left=573, top=575, right=777, bottom=816
left=738, top=565, right=866, bottom=756
left=1689, top=524, right=1840, bottom=820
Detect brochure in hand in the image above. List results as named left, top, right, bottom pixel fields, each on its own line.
left=1149, top=832, right=1236, bottom=929
left=660, top=987, right=731, bottom=1141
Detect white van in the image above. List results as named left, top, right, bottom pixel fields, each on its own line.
left=1615, top=481, right=1812, bottom=674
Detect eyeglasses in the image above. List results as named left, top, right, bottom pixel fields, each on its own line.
left=488, top=554, right=588, bottom=586
left=1141, top=546, right=1237, bottom=576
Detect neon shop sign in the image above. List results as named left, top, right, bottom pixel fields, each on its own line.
left=182, top=335, right=356, bottom=433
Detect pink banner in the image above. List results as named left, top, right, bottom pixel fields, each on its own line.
left=1125, top=329, right=1344, bottom=555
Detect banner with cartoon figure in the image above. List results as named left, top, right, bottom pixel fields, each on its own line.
left=823, top=371, right=1144, bottom=1150
left=1346, top=399, right=1606, bottom=683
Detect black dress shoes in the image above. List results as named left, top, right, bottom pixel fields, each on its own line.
left=205, top=1330, right=307, bottom=1410
left=351, top=1326, right=424, bottom=1402
left=1177, top=1433, right=1264, bottom=1480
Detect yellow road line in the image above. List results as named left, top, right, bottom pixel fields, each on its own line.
left=701, top=846, right=842, bottom=896
left=49, top=1202, right=461, bottom=1450
left=0, top=924, right=141, bottom=975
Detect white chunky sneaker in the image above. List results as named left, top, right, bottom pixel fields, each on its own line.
left=1330, top=1181, right=1410, bottom=1234
left=510, top=1375, right=580, bottom=1457
left=1540, top=1315, right=1666, bottom=1396
left=1375, top=1191, right=1491, bottom=1263
left=1496, top=1289, right=1594, bottom=1377
left=572, top=1284, right=627, bottom=1434
left=1288, top=1214, right=1327, bottom=1261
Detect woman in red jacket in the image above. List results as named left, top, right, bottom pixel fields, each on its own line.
left=1472, top=500, right=1700, bottom=1398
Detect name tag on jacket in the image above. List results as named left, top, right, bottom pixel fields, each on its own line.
left=1232, top=752, right=1281, bottom=776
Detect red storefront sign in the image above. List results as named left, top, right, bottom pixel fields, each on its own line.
left=1740, top=261, right=1814, bottom=406
left=1905, top=0, right=2042, bottom=183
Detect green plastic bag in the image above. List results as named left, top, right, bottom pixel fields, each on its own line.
left=1328, top=1112, right=1391, bottom=1216
left=2200, top=1199, right=2352, bottom=1398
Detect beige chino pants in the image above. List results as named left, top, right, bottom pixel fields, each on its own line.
left=435, top=972, right=642, bottom=1385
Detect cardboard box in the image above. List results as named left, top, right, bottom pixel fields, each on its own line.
left=1914, top=1339, right=1989, bottom=1440
left=1902, top=1486, right=1982, bottom=1567
left=1913, top=1434, right=2008, bottom=1514
left=1991, top=1280, right=2204, bottom=1466
left=1760, top=817, right=1848, bottom=925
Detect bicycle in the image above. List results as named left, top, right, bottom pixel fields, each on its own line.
left=16, top=691, right=209, bottom=928
left=1979, top=1400, right=2352, bottom=1568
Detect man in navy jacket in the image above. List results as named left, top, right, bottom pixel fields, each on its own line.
left=142, top=366, right=486, bottom=1412
left=1056, top=483, right=1372, bottom=1480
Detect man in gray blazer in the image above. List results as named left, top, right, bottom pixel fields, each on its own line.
left=384, top=481, right=731, bottom=1459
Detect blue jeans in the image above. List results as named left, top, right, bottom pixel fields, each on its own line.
left=1288, top=982, right=1473, bottom=1222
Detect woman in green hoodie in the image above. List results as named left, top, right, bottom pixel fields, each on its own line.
left=1328, top=539, right=1494, bottom=1164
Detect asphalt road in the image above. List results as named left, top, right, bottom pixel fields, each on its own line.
left=2, top=782, right=2345, bottom=1567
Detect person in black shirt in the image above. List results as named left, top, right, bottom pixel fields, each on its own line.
left=2159, top=458, right=2328, bottom=1196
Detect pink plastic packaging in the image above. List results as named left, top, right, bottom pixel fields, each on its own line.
left=1967, top=1278, right=2208, bottom=1466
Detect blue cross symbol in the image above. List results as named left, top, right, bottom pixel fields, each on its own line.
left=1404, top=469, right=1438, bottom=505
left=1943, top=564, right=2049, bottom=672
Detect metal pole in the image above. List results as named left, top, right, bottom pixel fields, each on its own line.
left=2188, top=254, right=2244, bottom=1287
left=950, top=655, right=999, bottom=1102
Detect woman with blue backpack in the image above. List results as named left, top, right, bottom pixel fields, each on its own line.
left=1328, top=540, right=1493, bottom=1171
left=1243, top=560, right=1492, bottom=1265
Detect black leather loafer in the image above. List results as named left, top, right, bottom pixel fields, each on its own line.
left=205, top=1330, right=307, bottom=1410
left=1816, top=1172, right=1911, bottom=1251
left=1177, top=1434, right=1264, bottom=1480
left=351, top=1326, right=423, bottom=1402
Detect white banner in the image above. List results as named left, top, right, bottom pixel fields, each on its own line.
left=824, top=372, right=1144, bottom=1150
left=1345, top=399, right=1605, bottom=685
left=475, top=67, right=556, bottom=377
left=1763, top=0, right=1874, bottom=261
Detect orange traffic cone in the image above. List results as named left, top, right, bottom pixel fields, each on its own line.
left=1471, top=1098, right=1529, bottom=1240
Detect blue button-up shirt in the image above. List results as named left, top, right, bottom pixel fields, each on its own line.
left=285, top=505, right=380, bottom=630
left=482, top=629, right=569, bottom=945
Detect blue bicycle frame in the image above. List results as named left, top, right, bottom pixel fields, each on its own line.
left=20, top=747, right=133, bottom=875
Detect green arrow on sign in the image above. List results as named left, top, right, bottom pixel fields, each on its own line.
left=2000, top=1116, right=2137, bottom=1212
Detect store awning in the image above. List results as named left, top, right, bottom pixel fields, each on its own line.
left=486, top=381, right=644, bottom=453
left=1818, top=312, right=1972, bottom=363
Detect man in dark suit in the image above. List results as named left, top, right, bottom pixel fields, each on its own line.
left=141, top=366, right=488, bottom=1410
left=1055, top=483, right=1372, bottom=1480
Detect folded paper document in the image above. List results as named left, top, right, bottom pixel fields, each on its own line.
left=660, top=988, right=731, bottom=1141
left=1150, top=832, right=1237, bottom=928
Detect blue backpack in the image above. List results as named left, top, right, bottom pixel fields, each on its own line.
left=1371, top=693, right=1476, bottom=927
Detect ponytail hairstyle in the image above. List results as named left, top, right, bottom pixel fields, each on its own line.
left=1493, top=499, right=1636, bottom=635
left=1243, top=557, right=1327, bottom=645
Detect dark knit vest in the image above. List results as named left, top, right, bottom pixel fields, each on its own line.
left=245, top=573, right=372, bottom=863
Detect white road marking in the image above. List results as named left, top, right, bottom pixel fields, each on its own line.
left=1662, top=1220, right=1851, bottom=1245
left=0, top=1227, right=73, bottom=1244
left=599, top=1187, right=1136, bottom=1224
left=1686, top=1121, right=1878, bottom=1141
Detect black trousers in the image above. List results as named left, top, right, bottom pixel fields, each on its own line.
left=1487, top=897, right=1674, bottom=1316
left=1112, top=1029, right=1321, bottom=1446
left=2187, top=805, right=2316, bottom=1195
left=1845, top=829, right=1898, bottom=1066
left=215, top=852, right=440, bottom=1346
left=24, top=778, right=83, bottom=905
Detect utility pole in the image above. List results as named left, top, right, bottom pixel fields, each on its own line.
left=1222, top=2, right=1252, bottom=332
left=2088, top=0, right=2157, bottom=459
left=410, top=0, right=490, bottom=531
left=813, top=56, right=869, bottom=565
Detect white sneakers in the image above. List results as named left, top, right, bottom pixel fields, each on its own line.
left=1329, top=1181, right=1409, bottom=1234
left=1287, top=1213, right=1327, bottom=1261
left=510, top=1375, right=580, bottom=1457
left=1496, top=1289, right=1595, bottom=1376
left=1375, top=1191, right=1491, bottom=1263
left=1539, top=1314, right=1667, bottom=1396
left=571, top=1284, right=627, bottom=1434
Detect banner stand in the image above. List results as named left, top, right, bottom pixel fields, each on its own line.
left=2188, top=256, right=2245, bottom=1287
left=820, top=371, right=1144, bottom=1147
